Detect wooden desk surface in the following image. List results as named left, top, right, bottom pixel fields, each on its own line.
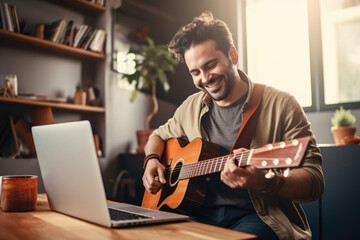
left=0, top=194, right=256, bottom=240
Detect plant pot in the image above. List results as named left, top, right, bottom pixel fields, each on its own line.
left=136, top=129, right=154, bottom=154
left=331, top=126, right=356, bottom=145
left=74, top=91, right=86, bottom=105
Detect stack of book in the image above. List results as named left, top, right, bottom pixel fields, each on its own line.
left=0, top=1, right=20, bottom=32
left=44, top=19, right=106, bottom=53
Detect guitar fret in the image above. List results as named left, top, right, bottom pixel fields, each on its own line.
left=206, top=160, right=210, bottom=174
left=210, top=159, right=214, bottom=173
left=208, top=160, right=212, bottom=174
left=204, top=161, right=210, bottom=175
left=191, top=164, right=195, bottom=178
left=198, top=162, right=203, bottom=176
left=220, top=158, right=223, bottom=171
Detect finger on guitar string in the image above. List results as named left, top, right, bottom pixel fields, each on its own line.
left=233, top=147, right=249, bottom=154
left=143, top=174, right=161, bottom=195
left=157, top=167, right=166, bottom=184
left=144, top=177, right=163, bottom=195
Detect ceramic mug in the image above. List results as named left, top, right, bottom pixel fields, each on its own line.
left=1, top=175, right=38, bottom=212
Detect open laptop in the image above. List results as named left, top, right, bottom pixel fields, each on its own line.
left=32, top=121, right=188, bottom=227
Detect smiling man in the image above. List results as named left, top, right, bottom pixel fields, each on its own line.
left=141, top=12, right=324, bottom=240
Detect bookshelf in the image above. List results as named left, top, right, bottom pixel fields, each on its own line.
left=0, top=0, right=107, bottom=158
left=0, top=30, right=105, bottom=59
left=0, top=96, right=105, bottom=113
left=44, top=0, right=106, bottom=14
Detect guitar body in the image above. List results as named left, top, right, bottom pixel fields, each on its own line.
left=141, top=138, right=220, bottom=212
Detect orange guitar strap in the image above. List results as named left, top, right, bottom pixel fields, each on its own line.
left=230, top=83, right=265, bottom=152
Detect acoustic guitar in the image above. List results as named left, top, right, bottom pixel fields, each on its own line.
left=141, top=136, right=310, bottom=212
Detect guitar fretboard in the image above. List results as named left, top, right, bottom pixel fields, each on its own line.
left=177, top=152, right=252, bottom=180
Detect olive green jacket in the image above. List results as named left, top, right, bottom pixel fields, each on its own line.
left=151, top=70, right=324, bottom=239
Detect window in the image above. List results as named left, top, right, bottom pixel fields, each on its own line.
left=320, top=0, right=360, bottom=105
left=245, top=0, right=312, bottom=108
left=243, top=0, right=360, bottom=111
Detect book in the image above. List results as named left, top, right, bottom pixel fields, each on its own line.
left=63, top=20, right=73, bottom=45
left=73, top=24, right=88, bottom=48
left=3, top=2, right=14, bottom=31
left=56, top=19, right=67, bottom=43
left=83, top=29, right=97, bottom=50
left=89, top=29, right=106, bottom=52
left=10, top=3, right=20, bottom=33
left=44, top=18, right=66, bottom=42
left=78, top=26, right=93, bottom=49
left=68, top=24, right=75, bottom=47
left=88, top=29, right=101, bottom=52
left=97, top=31, right=106, bottom=53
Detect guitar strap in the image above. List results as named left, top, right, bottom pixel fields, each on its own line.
left=230, top=83, right=265, bottom=152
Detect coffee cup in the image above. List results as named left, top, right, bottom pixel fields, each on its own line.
left=1, top=175, right=38, bottom=212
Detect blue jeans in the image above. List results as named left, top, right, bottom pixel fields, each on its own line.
left=190, top=206, right=279, bottom=240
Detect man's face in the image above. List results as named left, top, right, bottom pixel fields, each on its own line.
left=184, top=40, right=237, bottom=102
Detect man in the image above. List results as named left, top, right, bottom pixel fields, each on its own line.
left=142, top=11, right=324, bottom=240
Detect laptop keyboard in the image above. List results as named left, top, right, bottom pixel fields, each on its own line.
left=108, top=208, right=152, bottom=221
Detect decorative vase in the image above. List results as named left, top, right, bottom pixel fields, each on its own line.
left=136, top=129, right=154, bottom=154
left=74, top=91, right=87, bottom=105
left=331, top=126, right=356, bottom=145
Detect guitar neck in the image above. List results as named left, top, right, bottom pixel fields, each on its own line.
left=177, top=151, right=252, bottom=180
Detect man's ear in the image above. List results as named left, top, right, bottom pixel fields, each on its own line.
left=228, top=45, right=238, bottom=65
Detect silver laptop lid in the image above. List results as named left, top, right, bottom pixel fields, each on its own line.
left=32, top=121, right=112, bottom=227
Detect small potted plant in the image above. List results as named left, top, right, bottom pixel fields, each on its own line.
left=331, top=106, right=357, bottom=145
left=74, top=83, right=86, bottom=105
left=122, top=36, right=177, bottom=153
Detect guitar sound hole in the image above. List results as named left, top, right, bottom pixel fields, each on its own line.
left=170, top=161, right=183, bottom=186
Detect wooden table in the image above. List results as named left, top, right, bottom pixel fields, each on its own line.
left=0, top=194, right=257, bottom=240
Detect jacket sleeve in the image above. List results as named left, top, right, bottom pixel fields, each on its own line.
left=282, top=95, right=325, bottom=203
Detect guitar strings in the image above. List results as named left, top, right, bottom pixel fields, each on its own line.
left=163, top=142, right=296, bottom=177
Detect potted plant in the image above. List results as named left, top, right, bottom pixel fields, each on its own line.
left=122, top=37, right=177, bottom=153
left=331, top=106, right=357, bottom=145
left=74, top=83, right=86, bottom=105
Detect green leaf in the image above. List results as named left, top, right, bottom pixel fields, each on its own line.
left=145, top=36, right=155, bottom=48
left=130, top=89, right=139, bottom=102
left=331, top=106, right=356, bottom=127
left=157, top=69, right=170, bottom=92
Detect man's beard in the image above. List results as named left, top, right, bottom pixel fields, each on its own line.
left=202, top=71, right=236, bottom=101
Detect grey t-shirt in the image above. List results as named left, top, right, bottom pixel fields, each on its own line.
left=201, top=93, right=254, bottom=210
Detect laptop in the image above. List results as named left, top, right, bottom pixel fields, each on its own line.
left=32, top=121, right=188, bottom=227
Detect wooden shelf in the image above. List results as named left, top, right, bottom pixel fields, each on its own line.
left=0, top=30, right=105, bottom=60
left=45, top=0, right=106, bottom=14
left=0, top=96, right=105, bottom=113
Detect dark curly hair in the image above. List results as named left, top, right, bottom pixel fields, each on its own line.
left=168, top=11, right=234, bottom=63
